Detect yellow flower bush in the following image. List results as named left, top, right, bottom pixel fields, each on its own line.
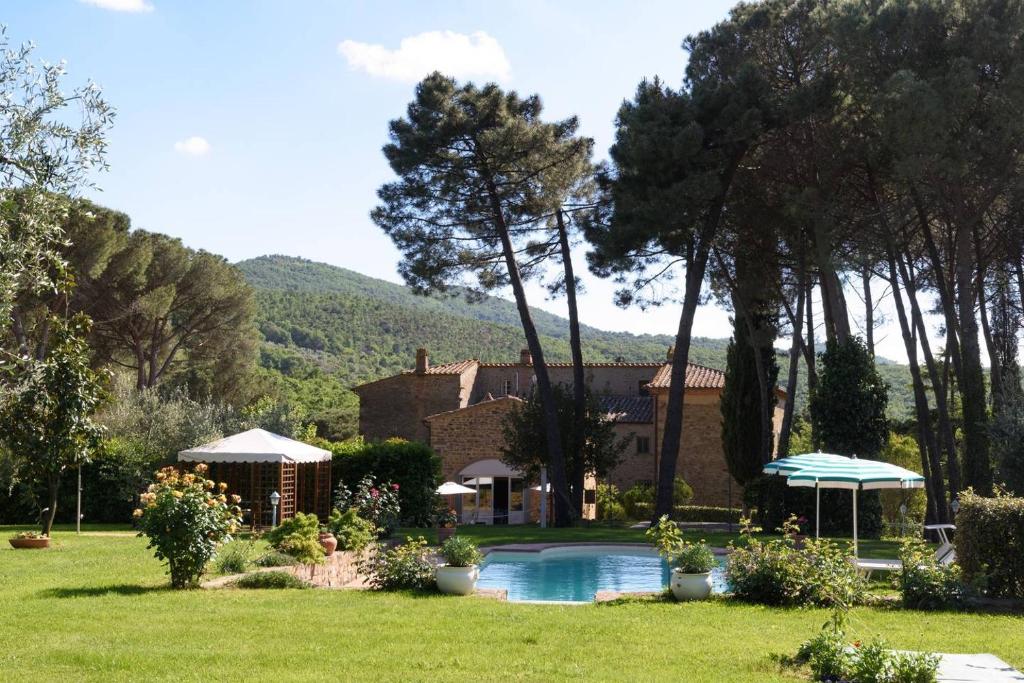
left=134, top=464, right=243, bottom=588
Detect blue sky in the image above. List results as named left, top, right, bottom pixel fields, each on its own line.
left=7, top=0, right=925, bottom=362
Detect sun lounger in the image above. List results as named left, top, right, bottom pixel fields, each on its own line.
left=855, top=524, right=956, bottom=577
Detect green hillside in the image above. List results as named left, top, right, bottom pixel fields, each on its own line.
left=238, top=255, right=915, bottom=438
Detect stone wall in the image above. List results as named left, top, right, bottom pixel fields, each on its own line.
left=650, top=388, right=740, bottom=508
left=355, top=373, right=465, bottom=442
left=426, top=397, right=521, bottom=481
left=606, top=422, right=657, bottom=492
left=284, top=548, right=371, bottom=588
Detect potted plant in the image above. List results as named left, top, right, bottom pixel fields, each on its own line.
left=435, top=506, right=458, bottom=544
left=647, top=515, right=716, bottom=601
left=435, top=535, right=482, bottom=595
left=9, top=531, right=51, bottom=549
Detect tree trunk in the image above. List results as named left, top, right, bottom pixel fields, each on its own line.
left=862, top=266, right=875, bottom=358
left=805, top=275, right=818, bottom=393
left=654, top=243, right=712, bottom=521
left=954, top=225, right=992, bottom=494
left=778, top=278, right=805, bottom=459
left=900, top=251, right=962, bottom=497
left=42, top=472, right=60, bottom=536
left=557, top=209, right=587, bottom=516
left=485, top=179, right=574, bottom=525
left=887, top=250, right=948, bottom=523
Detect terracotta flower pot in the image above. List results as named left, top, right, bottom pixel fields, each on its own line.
left=9, top=536, right=50, bottom=549
left=437, top=526, right=456, bottom=543
left=318, top=532, right=338, bottom=556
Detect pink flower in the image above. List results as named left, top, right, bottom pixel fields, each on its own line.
left=391, top=483, right=400, bottom=491
left=370, top=488, right=379, bottom=498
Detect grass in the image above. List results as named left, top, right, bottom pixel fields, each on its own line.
left=1, top=526, right=1021, bottom=681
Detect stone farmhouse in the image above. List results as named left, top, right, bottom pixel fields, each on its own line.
left=353, top=348, right=784, bottom=524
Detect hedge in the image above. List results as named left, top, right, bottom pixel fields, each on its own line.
left=673, top=505, right=744, bottom=524
left=327, top=438, right=441, bottom=528
left=955, top=491, right=1024, bottom=599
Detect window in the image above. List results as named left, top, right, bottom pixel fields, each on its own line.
left=636, top=436, right=651, bottom=454
left=502, top=379, right=514, bottom=396
left=583, top=489, right=596, bottom=505
left=510, top=478, right=524, bottom=513
left=638, top=380, right=649, bottom=397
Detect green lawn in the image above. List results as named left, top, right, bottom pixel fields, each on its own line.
left=1, top=527, right=1021, bottom=681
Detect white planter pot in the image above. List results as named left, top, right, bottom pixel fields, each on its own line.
left=436, top=565, right=479, bottom=595
left=670, top=568, right=713, bottom=601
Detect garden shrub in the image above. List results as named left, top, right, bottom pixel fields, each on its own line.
left=360, top=536, right=435, bottom=590
left=673, top=477, right=693, bottom=506
left=621, top=483, right=654, bottom=519
left=439, top=536, right=482, bottom=567
left=896, top=537, right=964, bottom=610
left=263, top=512, right=324, bottom=565
left=596, top=483, right=625, bottom=522
left=214, top=540, right=254, bottom=574
left=234, top=571, right=309, bottom=590
left=672, top=505, right=744, bottom=524
left=134, top=464, right=243, bottom=588
left=955, top=490, right=1024, bottom=599
left=333, top=476, right=401, bottom=538
left=796, top=617, right=939, bottom=683
left=726, top=517, right=866, bottom=607
left=326, top=507, right=374, bottom=552
left=328, top=438, right=441, bottom=526
left=254, top=550, right=298, bottom=567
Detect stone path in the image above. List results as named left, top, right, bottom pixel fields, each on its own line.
left=936, top=653, right=1023, bottom=682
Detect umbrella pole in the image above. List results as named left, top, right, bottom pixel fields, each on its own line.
left=853, top=488, right=859, bottom=558
left=815, top=484, right=820, bottom=539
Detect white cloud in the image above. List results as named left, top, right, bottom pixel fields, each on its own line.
left=338, top=30, right=511, bottom=83
left=79, top=0, right=154, bottom=12
left=173, top=136, right=210, bottom=157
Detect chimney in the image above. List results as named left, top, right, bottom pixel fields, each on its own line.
left=519, top=348, right=533, bottom=366
left=666, top=345, right=675, bottom=361
left=415, top=348, right=429, bottom=375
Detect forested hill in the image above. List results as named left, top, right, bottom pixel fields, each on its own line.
left=237, top=254, right=731, bottom=371
left=237, top=254, right=915, bottom=438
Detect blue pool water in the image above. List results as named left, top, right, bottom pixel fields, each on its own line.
left=476, top=546, right=728, bottom=603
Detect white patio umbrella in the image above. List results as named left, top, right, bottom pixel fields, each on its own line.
left=785, top=456, right=925, bottom=557
left=763, top=453, right=853, bottom=539
left=436, top=481, right=476, bottom=496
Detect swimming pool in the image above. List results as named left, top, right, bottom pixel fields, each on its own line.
left=476, top=545, right=728, bottom=603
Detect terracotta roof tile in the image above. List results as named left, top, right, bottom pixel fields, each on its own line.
left=648, top=362, right=725, bottom=390
left=600, top=395, right=654, bottom=423
left=405, top=359, right=480, bottom=375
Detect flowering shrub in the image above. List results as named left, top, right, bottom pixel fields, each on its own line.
left=134, top=464, right=243, bottom=588
left=263, top=512, right=324, bottom=565
left=896, top=537, right=964, bottom=610
left=646, top=515, right=716, bottom=573
left=360, top=536, right=435, bottom=590
left=434, top=505, right=458, bottom=529
left=333, top=476, right=400, bottom=537
left=326, top=507, right=375, bottom=552
left=726, top=516, right=866, bottom=607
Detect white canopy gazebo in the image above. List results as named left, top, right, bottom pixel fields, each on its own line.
left=178, top=429, right=332, bottom=526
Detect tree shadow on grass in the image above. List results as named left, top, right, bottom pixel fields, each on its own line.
left=38, top=584, right=168, bottom=598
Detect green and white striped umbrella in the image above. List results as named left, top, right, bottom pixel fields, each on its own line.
left=762, top=452, right=852, bottom=476
left=786, top=459, right=925, bottom=491
left=763, top=453, right=853, bottom=541
left=763, top=453, right=925, bottom=556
